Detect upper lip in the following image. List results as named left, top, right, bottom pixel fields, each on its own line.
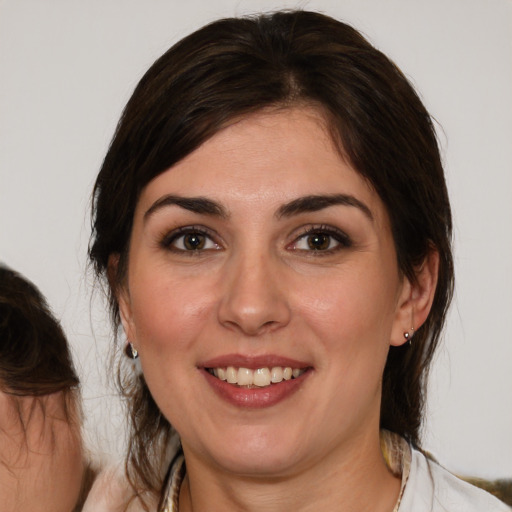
left=200, top=353, right=310, bottom=370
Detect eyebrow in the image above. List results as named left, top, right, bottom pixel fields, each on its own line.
left=143, top=193, right=373, bottom=223
left=276, top=194, right=374, bottom=221
left=144, top=195, right=228, bottom=221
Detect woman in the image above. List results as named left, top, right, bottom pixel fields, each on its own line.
left=0, top=265, right=86, bottom=511
left=89, top=10, right=509, bottom=511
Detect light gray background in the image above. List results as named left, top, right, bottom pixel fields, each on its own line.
left=1, top=0, right=511, bottom=477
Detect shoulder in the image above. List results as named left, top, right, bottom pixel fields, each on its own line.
left=399, top=446, right=511, bottom=512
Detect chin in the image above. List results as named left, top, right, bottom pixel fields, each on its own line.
left=203, top=427, right=306, bottom=477
left=216, top=451, right=300, bottom=477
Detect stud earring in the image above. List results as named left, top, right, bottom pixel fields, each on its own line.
left=403, top=327, right=414, bottom=345
left=125, top=342, right=139, bottom=359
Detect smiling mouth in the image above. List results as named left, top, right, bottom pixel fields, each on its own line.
left=206, top=366, right=307, bottom=388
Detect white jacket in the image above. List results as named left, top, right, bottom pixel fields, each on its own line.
left=398, top=445, right=510, bottom=511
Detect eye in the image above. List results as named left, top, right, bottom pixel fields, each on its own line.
left=289, top=226, right=351, bottom=253
left=161, top=227, right=220, bottom=252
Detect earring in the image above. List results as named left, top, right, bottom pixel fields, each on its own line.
left=125, top=342, right=139, bottom=359
left=403, top=327, right=414, bottom=345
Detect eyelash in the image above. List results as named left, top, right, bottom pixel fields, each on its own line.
left=159, top=224, right=352, bottom=255
left=159, top=226, right=221, bottom=254
left=289, top=225, right=352, bottom=254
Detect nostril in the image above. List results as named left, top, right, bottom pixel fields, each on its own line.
left=220, top=316, right=285, bottom=337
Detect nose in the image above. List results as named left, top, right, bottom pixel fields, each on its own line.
left=217, top=251, right=291, bottom=336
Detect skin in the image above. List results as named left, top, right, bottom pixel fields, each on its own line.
left=118, top=107, right=438, bottom=512
left=0, top=391, right=84, bottom=512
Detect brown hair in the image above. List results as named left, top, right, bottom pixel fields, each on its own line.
left=0, top=265, right=79, bottom=398
left=89, top=10, right=453, bottom=507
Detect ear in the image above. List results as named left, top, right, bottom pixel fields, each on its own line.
left=390, top=249, right=439, bottom=347
left=108, top=254, right=137, bottom=347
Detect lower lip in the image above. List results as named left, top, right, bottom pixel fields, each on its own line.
left=201, top=369, right=310, bottom=408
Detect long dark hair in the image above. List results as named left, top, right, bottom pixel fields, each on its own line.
left=89, top=10, right=453, bottom=507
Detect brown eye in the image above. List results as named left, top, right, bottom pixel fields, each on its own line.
left=306, top=233, right=330, bottom=250
left=163, top=228, right=220, bottom=252
left=183, top=233, right=206, bottom=250
left=290, top=226, right=352, bottom=253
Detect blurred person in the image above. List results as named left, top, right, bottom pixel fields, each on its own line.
left=0, top=265, right=85, bottom=511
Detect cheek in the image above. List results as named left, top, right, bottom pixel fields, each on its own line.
left=0, top=395, right=84, bottom=512
left=294, top=264, right=399, bottom=407
left=48, top=422, right=84, bottom=510
left=129, top=271, right=217, bottom=353
left=296, top=267, right=397, bottom=341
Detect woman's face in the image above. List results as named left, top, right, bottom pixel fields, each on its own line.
left=120, top=108, right=414, bottom=477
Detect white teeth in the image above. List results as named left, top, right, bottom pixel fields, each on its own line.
left=226, top=366, right=237, bottom=384
left=237, top=367, right=253, bottom=386
left=253, top=368, right=271, bottom=387
left=271, top=366, right=284, bottom=383
left=209, top=366, right=305, bottom=387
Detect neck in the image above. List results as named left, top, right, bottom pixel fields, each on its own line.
left=178, top=430, right=401, bottom=512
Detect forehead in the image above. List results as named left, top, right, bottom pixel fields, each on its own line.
left=136, top=107, right=386, bottom=224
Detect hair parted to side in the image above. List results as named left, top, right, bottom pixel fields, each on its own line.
left=89, top=10, right=453, bottom=508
